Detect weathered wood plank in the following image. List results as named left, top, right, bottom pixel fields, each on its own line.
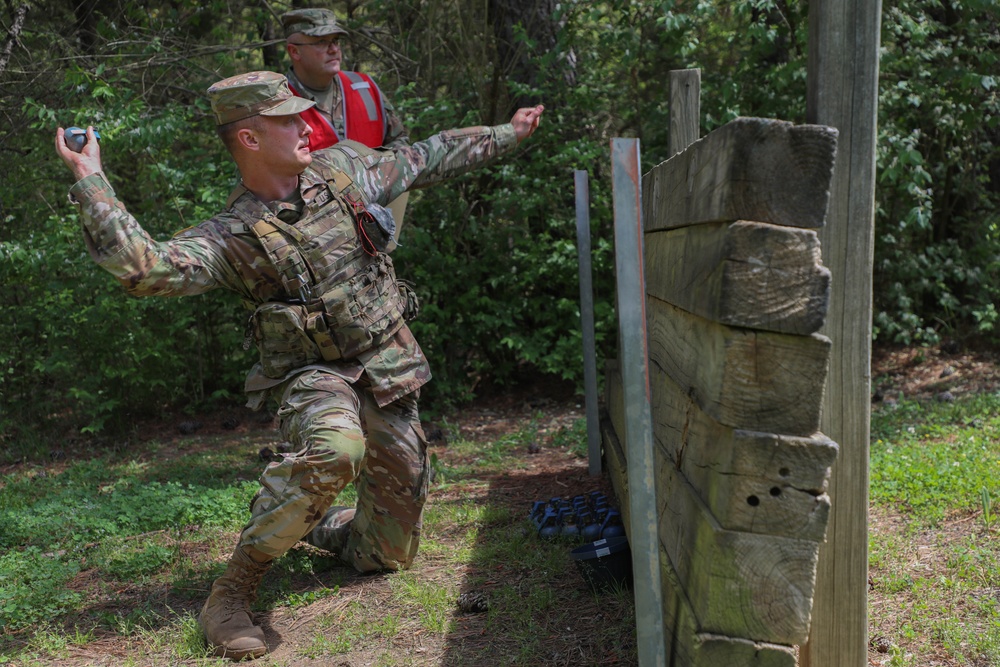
left=660, top=550, right=798, bottom=667
left=803, top=2, right=881, bottom=665
left=801, top=5, right=883, bottom=667
left=657, top=447, right=821, bottom=644
left=609, top=359, right=838, bottom=542
left=602, top=409, right=632, bottom=538
left=645, top=221, right=831, bottom=335
left=601, top=360, right=632, bottom=537
left=602, top=413, right=813, bottom=652
left=647, top=295, right=830, bottom=436
left=642, top=117, right=838, bottom=232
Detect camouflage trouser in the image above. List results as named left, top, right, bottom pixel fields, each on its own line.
left=238, top=369, right=429, bottom=572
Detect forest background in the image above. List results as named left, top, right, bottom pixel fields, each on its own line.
left=1, top=0, right=998, bottom=444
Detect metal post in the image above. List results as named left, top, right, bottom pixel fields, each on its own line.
left=611, top=138, right=665, bottom=665
left=575, top=170, right=602, bottom=477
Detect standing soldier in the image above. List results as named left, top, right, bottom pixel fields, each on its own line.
left=55, top=71, right=544, bottom=660
left=281, top=7, right=411, bottom=232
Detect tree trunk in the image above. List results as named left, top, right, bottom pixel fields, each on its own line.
left=487, top=0, right=575, bottom=112
left=0, top=2, right=28, bottom=77
left=72, top=0, right=97, bottom=55
left=258, top=14, right=281, bottom=71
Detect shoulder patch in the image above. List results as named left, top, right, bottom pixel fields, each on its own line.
left=338, top=143, right=360, bottom=159
left=336, top=139, right=385, bottom=166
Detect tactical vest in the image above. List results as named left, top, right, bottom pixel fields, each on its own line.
left=230, top=163, right=406, bottom=379
left=290, top=71, right=387, bottom=151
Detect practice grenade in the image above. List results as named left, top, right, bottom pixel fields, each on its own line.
left=64, top=127, right=100, bottom=153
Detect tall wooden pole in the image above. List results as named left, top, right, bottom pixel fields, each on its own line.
left=803, top=2, right=882, bottom=666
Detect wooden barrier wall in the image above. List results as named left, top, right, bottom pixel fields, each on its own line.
left=602, top=115, right=840, bottom=665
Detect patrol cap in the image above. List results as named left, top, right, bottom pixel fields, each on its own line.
left=207, top=71, right=315, bottom=125
left=281, top=8, right=348, bottom=38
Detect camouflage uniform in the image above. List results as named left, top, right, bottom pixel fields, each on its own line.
left=68, top=72, right=518, bottom=573
left=281, top=8, right=409, bottom=151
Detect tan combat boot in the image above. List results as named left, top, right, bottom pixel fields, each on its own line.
left=198, top=546, right=271, bottom=660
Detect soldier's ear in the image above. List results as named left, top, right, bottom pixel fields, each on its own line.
left=236, top=127, right=261, bottom=152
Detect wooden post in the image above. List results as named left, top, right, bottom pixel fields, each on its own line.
left=802, top=2, right=882, bottom=666
left=669, top=69, right=700, bottom=157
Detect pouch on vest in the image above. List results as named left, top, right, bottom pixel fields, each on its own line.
left=252, top=302, right=322, bottom=379
left=355, top=202, right=396, bottom=255
left=321, top=279, right=373, bottom=360
left=397, top=279, right=420, bottom=322
left=319, top=255, right=406, bottom=358
left=324, top=167, right=397, bottom=255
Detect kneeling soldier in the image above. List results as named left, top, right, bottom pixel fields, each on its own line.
left=55, top=71, right=543, bottom=660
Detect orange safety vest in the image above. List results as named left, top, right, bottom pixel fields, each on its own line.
left=290, top=71, right=387, bottom=151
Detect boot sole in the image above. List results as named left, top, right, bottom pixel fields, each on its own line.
left=212, top=643, right=268, bottom=661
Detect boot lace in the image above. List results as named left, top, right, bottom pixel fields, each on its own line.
left=221, top=559, right=269, bottom=616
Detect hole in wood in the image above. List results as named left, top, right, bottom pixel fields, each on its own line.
left=747, top=495, right=760, bottom=506
left=770, top=487, right=782, bottom=497
left=779, top=467, right=790, bottom=477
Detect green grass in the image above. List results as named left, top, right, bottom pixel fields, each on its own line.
left=871, top=393, right=1000, bottom=525
left=869, top=392, right=1000, bottom=666
left=0, top=414, right=632, bottom=666
left=0, top=432, right=267, bottom=654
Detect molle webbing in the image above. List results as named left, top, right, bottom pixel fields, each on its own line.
left=230, top=170, right=362, bottom=303
left=231, top=204, right=313, bottom=303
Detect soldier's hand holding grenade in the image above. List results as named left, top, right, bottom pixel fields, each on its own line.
left=63, top=127, right=100, bottom=153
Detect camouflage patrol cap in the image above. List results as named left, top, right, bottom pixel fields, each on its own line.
left=207, top=71, right=315, bottom=125
left=281, top=8, right=348, bottom=38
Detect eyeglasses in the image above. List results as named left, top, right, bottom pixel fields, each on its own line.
left=289, top=37, right=341, bottom=50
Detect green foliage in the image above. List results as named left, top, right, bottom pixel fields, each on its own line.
left=0, top=458, right=256, bottom=551
left=3, top=64, right=252, bottom=441
left=873, top=1, right=1000, bottom=343
left=92, top=538, right=180, bottom=581
left=870, top=393, right=1000, bottom=665
left=550, top=416, right=589, bottom=458
left=391, top=81, right=617, bottom=409
left=0, top=447, right=259, bottom=631
left=0, top=421, right=637, bottom=665
left=283, top=586, right=338, bottom=609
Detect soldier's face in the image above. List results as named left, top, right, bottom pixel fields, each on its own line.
left=289, top=33, right=343, bottom=84
left=258, top=114, right=313, bottom=174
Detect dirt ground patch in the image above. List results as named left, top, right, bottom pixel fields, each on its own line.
left=872, top=342, right=1000, bottom=400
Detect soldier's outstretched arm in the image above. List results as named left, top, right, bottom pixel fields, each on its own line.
left=317, top=105, right=545, bottom=206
